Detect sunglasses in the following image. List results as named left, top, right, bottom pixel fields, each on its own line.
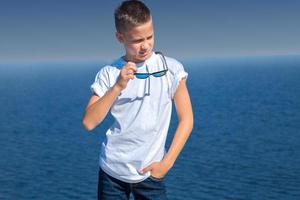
left=134, top=52, right=168, bottom=79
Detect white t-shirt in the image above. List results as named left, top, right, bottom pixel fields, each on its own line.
left=90, top=52, right=188, bottom=183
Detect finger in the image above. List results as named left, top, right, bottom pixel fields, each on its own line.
left=126, top=61, right=136, bottom=67
left=125, top=68, right=135, bottom=78
left=127, top=74, right=135, bottom=80
left=140, top=165, right=153, bottom=174
left=125, top=70, right=137, bottom=80
left=121, top=68, right=135, bottom=78
left=121, top=68, right=133, bottom=77
left=125, top=62, right=137, bottom=72
left=126, top=67, right=137, bottom=74
left=127, top=69, right=134, bottom=75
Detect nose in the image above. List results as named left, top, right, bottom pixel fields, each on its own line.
left=141, top=41, right=149, bottom=50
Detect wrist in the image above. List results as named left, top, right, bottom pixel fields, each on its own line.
left=112, top=84, right=123, bottom=94
left=162, top=158, right=174, bottom=170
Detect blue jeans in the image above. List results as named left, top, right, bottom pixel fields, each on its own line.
left=98, top=168, right=168, bottom=200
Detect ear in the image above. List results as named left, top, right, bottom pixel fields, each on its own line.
left=116, top=32, right=124, bottom=43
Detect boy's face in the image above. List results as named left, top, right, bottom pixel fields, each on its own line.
left=116, top=19, right=154, bottom=63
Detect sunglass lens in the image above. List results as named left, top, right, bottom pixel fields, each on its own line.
left=153, top=71, right=167, bottom=77
left=135, top=74, right=149, bottom=79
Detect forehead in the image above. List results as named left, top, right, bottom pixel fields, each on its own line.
left=123, top=19, right=154, bottom=39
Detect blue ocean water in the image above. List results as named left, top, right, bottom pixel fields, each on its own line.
left=0, top=56, right=300, bottom=200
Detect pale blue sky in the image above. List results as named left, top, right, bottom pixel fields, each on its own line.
left=1, top=0, right=300, bottom=63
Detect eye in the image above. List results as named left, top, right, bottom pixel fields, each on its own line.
left=147, top=35, right=153, bottom=40
left=132, top=39, right=143, bottom=44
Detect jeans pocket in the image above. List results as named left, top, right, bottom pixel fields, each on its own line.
left=149, top=175, right=164, bottom=182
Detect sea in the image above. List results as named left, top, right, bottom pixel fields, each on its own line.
left=0, top=55, right=300, bottom=200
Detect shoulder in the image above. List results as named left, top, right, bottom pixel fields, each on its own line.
left=165, top=56, right=183, bottom=66
left=163, top=55, right=185, bottom=75
left=96, top=57, right=125, bottom=77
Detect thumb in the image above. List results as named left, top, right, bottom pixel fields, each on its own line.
left=140, top=164, right=153, bottom=175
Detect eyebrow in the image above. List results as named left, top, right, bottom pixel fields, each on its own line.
left=132, top=34, right=153, bottom=43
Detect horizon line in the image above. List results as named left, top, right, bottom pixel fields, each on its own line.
left=1, top=53, right=300, bottom=66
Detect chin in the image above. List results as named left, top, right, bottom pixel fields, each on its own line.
left=138, top=52, right=151, bottom=61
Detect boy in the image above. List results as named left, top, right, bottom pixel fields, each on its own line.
left=82, top=1, right=193, bottom=199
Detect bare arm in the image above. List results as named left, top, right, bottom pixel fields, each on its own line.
left=162, top=79, right=194, bottom=168
left=82, top=62, right=137, bottom=131
left=141, top=78, right=194, bottom=177
left=82, top=86, right=122, bottom=131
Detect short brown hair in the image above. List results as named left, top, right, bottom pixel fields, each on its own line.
left=114, top=0, right=151, bottom=33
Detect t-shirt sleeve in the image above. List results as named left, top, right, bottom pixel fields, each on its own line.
left=170, top=60, right=188, bottom=98
left=90, top=67, right=110, bottom=97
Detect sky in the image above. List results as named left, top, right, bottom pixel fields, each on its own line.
left=1, top=0, right=300, bottom=63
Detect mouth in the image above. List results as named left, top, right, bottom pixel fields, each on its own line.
left=139, top=51, right=149, bottom=57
